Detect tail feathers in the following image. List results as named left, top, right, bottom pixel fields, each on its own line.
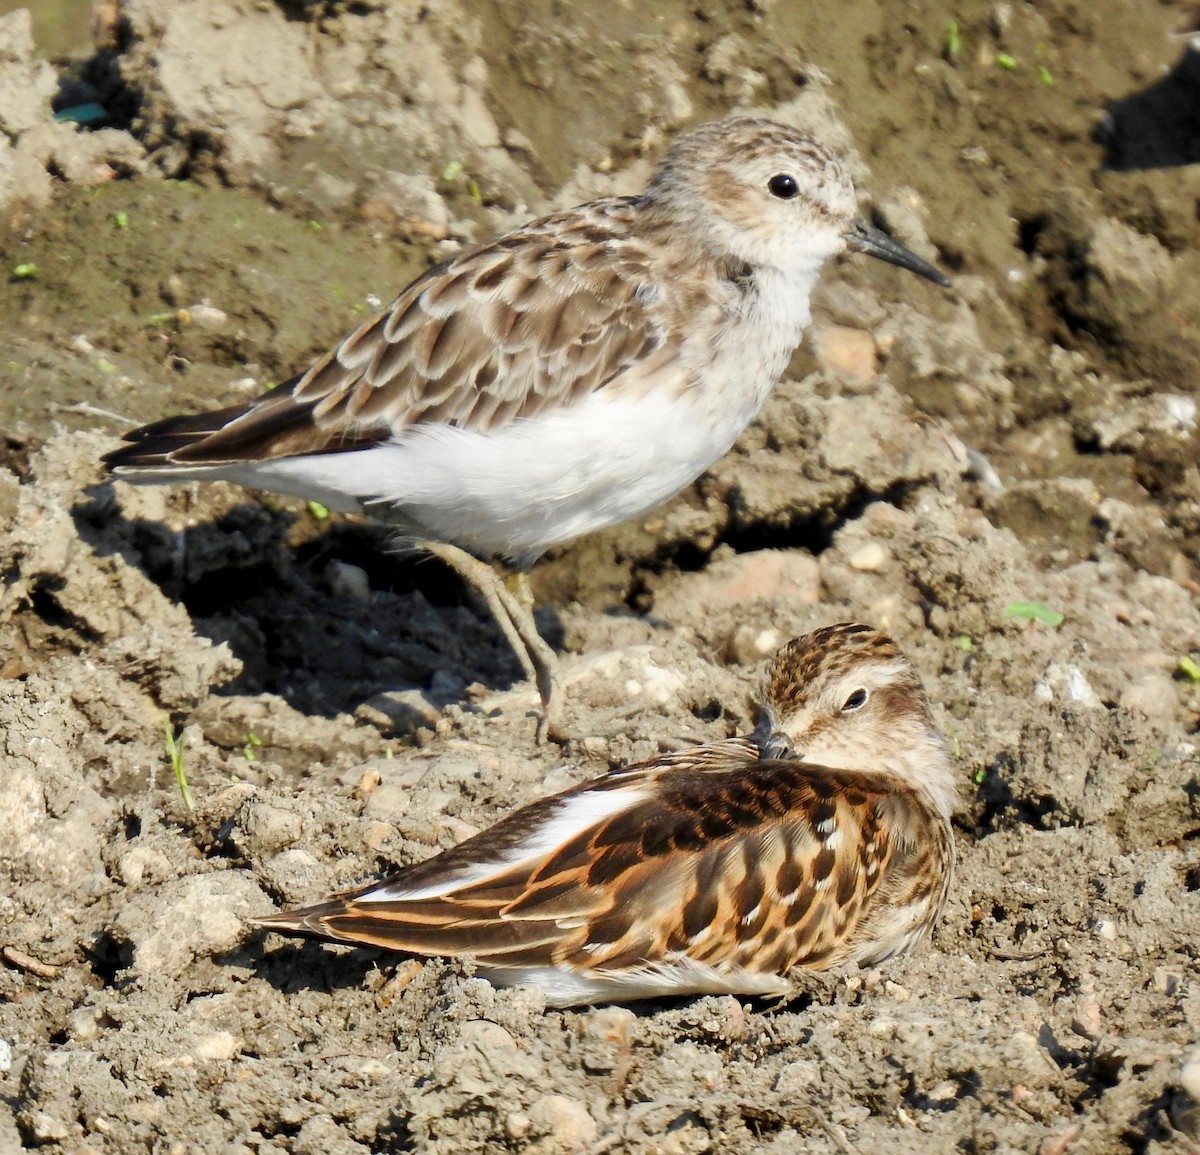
left=102, top=403, right=255, bottom=470
left=103, top=373, right=387, bottom=474
left=253, top=900, right=566, bottom=966
left=253, top=902, right=354, bottom=941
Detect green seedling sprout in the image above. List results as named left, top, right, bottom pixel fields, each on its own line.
left=945, top=19, right=962, bottom=61
left=12, top=263, right=36, bottom=279
left=1178, top=655, right=1200, bottom=683
left=1005, top=601, right=1064, bottom=627
left=996, top=52, right=1018, bottom=70
left=244, top=732, right=263, bottom=761
left=114, top=211, right=129, bottom=230
left=956, top=635, right=975, bottom=653
left=441, top=160, right=482, bottom=203
left=307, top=500, right=330, bottom=521
left=163, top=719, right=195, bottom=813
left=1037, top=65, right=1054, bottom=86
left=973, top=767, right=988, bottom=785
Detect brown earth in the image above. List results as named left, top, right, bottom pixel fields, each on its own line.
left=1, top=1, right=1200, bottom=1152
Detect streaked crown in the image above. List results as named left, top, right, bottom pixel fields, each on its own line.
left=758, top=623, right=955, bottom=817
left=642, top=116, right=858, bottom=271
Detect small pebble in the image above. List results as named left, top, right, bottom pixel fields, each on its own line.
left=259, top=849, right=327, bottom=903
left=67, top=1007, right=102, bottom=1042
left=926, top=1079, right=958, bottom=1102
left=325, top=559, right=371, bottom=602
left=187, top=303, right=228, bottom=331
left=526, top=1094, right=597, bottom=1153
left=362, top=821, right=395, bottom=850
left=774, top=1059, right=820, bottom=1093
left=117, top=845, right=174, bottom=887
left=28, top=1111, right=69, bottom=1143
left=1179, top=1047, right=1200, bottom=1102
left=1071, top=998, right=1102, bottom=1040
left=576, top=1006, right=634, bottom=1074
left=458, top=1020, right=517, bottom=1050
left=194, top=1031, right=241, bottom=1061
left=848, top=541, right=887, bottom=572
left=1037, top=1125, right=1082, bottom=1155
left=814, top=324, right=877, bottom=384
left=240, top=802, right=303, bottom=853
left=354, top=767, right=383, bottom=798
left=1033, top=664, right=1103, bottom=709
left=356, top=689, right=440, bottom=733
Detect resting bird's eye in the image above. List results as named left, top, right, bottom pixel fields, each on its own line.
left=767, top=173, right=799, bottom=199
left=842, top=688, right=869, bottom=712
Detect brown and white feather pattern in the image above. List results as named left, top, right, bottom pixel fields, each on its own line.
left=121, top=200, right=689, bottom=467
left=256, top=625, right=957, bottom=1006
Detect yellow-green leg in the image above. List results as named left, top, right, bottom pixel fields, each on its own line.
left=419, top=541, right=563, bottom=743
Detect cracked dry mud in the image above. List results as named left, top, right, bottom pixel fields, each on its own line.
left=1, top=2, right=1199, bottom=1153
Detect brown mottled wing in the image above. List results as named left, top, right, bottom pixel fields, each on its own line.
left=256, top=741, right=950, bottom=977
left=546, top=762, right=950, bottom=976
left=106, top=199, right=670, bottom=468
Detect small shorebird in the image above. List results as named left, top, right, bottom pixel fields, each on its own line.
left=103, top=117, right=949, bottom=740
left=255, top=624, right=957, bottom=1007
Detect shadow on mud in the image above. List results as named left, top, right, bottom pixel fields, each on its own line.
left=71, top=482, right=562, bottom=722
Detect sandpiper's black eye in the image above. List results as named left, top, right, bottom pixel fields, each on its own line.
left=842, top=688, right=868, bottom=712
left=768, top=173, right=799, bottom=200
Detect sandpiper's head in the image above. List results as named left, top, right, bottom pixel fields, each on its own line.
left=645, top=117, right=949, bottom=286
left=759, top=623, right=956, bottom=815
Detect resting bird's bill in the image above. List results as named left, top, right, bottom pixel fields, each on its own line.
left=254, top=624, right=958, bottom=1007
left=102, top=117, right=950, bottom=740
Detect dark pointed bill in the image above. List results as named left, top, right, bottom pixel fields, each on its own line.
left=845, top=217, right=951, bottom=288
left=759, top=732, right=796, bottom=761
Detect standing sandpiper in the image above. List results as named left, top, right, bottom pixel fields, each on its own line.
left=254, top=624, right=957, bottom=1007
left=103, top=117, right=949, bottom=739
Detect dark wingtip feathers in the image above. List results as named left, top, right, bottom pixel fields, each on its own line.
left=102, top=404, right=253, bottom=470
left=252, top=901, right=345, bottom=939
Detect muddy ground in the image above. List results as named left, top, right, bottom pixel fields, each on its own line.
left=1, top=1, right=1200, bottom=1152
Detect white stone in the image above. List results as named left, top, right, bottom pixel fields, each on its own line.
left=848, top=541, right=888, bottom=572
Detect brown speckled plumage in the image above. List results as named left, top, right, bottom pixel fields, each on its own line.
left=255, top=624, right=957, bottom=1006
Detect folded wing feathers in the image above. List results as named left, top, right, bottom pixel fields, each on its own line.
left=106, top=198, right=669, bottom=472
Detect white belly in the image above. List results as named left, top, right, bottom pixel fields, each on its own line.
left=235, top=383, right=756, bottom=565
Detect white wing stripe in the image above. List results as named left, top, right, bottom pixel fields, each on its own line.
left=359, top=788, right=647, bottom=903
